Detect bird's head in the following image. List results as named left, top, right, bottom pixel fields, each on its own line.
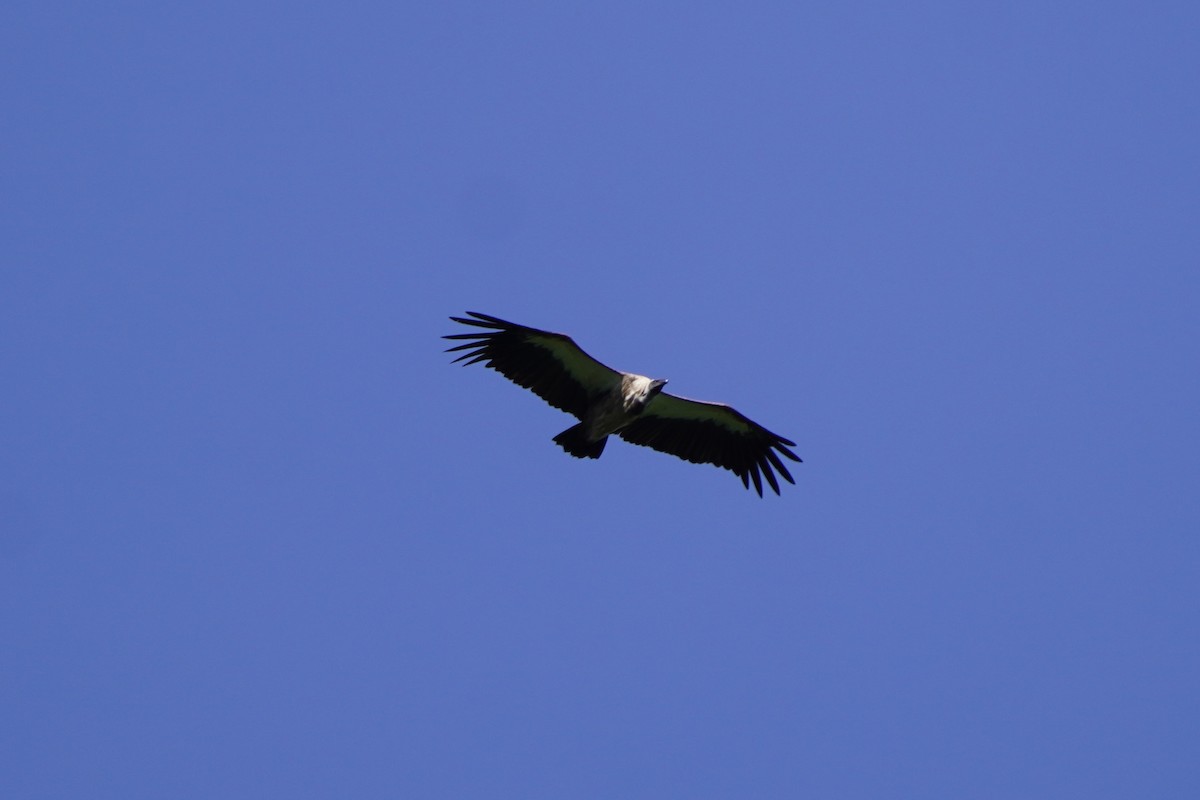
left=625, top=376, right=669, bottom=413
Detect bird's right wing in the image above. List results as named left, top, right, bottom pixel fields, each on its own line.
left=443, top=312, right=622, bottom=419
left=618, top=392, right=801, bottom=496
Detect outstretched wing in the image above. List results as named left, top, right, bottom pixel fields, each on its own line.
left=443, top=311, right=621, bottom=419
left=617, top=393, right=801, bottom=496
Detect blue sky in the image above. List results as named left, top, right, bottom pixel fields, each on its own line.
left=3, top=2, right=1198, bottom=797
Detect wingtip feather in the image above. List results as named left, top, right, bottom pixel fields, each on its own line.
left=760, top=459, right=781, bottom=495
left=748, top=464, right=764, bottom=497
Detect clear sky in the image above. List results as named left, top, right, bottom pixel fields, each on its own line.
left=3, top=2, right=1198, bottom=797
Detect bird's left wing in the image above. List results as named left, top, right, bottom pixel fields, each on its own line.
left=617, top=393, right=801, bottom=496
left=444, top=311, right=621, bottom=419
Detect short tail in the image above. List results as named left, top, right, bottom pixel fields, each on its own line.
left=553, top=423, right=607, bottom=459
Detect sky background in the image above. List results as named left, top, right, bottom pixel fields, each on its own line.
left=3, top=2, right=1198, bottom=797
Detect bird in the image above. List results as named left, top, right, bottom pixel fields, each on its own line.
left=443, top=311, right=801, bottom=496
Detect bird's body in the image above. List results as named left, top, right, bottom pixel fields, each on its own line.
left=555, top=373, right=668, bottom=459
left=444, top=311, right=800, bottom=496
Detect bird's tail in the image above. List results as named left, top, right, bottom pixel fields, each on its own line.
left=553, top=424, right=607, bottom=459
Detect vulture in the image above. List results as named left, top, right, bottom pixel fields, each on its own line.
left=443, top=312, right=801, bottom=496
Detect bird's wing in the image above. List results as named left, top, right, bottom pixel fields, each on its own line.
left=444, top=312, right=622, bottom=419
left=617, top=392, right=801, bottom=496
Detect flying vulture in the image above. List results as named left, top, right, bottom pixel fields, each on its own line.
left=443, top=312, right=801, bottom=496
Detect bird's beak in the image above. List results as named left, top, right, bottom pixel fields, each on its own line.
left=652, top=379, right=668, bottom=391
